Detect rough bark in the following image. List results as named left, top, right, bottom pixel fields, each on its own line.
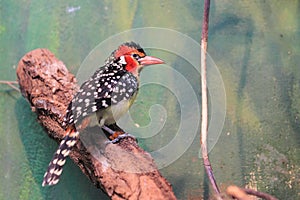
left=16, top=48, right=176, bottom=200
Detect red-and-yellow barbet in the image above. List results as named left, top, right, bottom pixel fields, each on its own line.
left=42, top=42, right=164, bottom=186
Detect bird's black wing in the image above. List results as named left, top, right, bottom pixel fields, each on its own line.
left=63, top=64, right=138, bottom=127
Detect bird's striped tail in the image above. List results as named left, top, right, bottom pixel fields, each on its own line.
left=42, top=128, right=79, bottom=186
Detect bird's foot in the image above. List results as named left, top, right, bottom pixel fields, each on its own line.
left=102, top=126, right=136, bottom=144
left=108, top=132, right=136, bottom=143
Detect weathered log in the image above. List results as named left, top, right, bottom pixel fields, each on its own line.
left=16, top=48, right=176, bottom=200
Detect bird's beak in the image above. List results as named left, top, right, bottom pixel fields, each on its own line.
left=138, top=56, right=164, bottom=66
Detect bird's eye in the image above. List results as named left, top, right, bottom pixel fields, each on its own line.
left=132, top=54, right=141, bottom=60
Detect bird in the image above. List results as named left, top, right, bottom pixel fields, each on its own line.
left=42, top=42, right=164, bottom=186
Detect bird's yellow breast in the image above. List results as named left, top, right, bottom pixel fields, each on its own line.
left=97, top=92, right=138, bottom=126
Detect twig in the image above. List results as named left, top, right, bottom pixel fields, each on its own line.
left=200, top=2, right=280, bottom=200
left=200, top=0, right=222, bottom=199
left=227, top=185, right=278, bottom=200
left=243, top=187, right=278, bottom=200
left=0, top=80, right=20, bottom=92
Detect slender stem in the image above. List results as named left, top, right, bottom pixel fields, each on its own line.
left=200, top=2, right=279, bottom=200
left=200, top=0, right=222, bottom=198
left=227, top=185, right=278, bottom=200
left=0, top=80, right=18, bottom=84
left=0, top=80, right=20, bottom=92
left=243, top=188, right=278, bottom=200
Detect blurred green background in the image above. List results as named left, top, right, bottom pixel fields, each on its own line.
left=0, top=0, right=299, bottom=199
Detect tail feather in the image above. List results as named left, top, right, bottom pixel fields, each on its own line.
left=42, top=130, right=79, bottom=186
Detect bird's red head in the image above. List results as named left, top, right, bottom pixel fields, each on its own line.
left=114, top=42, right=164, bottom=76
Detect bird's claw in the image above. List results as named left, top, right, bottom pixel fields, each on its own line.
left=105, top=132, right=136, bottom=144
left=102, top=125, right=136, bottom=144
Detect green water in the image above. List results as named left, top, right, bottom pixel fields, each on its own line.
left=0, top=0, right=299, bottom=199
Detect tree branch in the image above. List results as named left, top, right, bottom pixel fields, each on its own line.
left=16, top=48, right=176, bottom=200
